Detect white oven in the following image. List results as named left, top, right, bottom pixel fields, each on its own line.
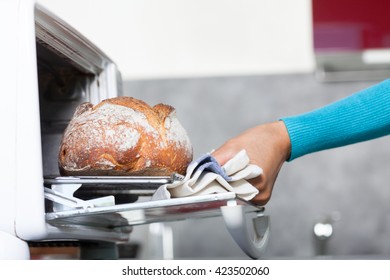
left=0, top=0, right=269, bottom=260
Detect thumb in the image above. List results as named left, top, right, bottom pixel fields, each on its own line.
left=211, top=148, right=237, bottom=166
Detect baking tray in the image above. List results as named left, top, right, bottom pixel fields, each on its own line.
left=44, top=174, right=184, bottom=197
left=44, top=174, right=182, bottom=187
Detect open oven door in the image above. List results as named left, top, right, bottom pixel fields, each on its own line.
left=43, top=176, right=270, bottom=259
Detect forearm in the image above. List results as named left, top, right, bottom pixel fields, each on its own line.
left=281, top=79, right=390, bottom=161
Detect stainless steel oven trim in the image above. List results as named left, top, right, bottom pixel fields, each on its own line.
left=34, top=3, right=122, bottom=102
left=35, top=4, right=109, bottom=75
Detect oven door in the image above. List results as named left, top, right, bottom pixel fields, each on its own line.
left=43, top=176, right=269, bottom=259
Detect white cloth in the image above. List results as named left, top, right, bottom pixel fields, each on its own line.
left=152, top=149, right=262, bottom=201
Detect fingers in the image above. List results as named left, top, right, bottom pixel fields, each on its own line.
left=250, top=195, right=271, bottom=206
left=211, top=150, right=229, bottom=166
left=211, top=144, right=239, bottom=166
left=248, top=175, right=271, bottom=206
left=212, top=144, right=270, bottom=205
left=211, top=123, right=287, bottom=206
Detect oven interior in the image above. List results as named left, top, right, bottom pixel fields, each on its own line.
left=38, top=40, right=94, bottom=177
left=36, top=40, right=143, bottom=208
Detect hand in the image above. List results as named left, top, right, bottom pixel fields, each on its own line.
left=212, top=121, right=291, bottom=205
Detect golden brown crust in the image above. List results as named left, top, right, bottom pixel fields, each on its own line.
left=58, top=96, right=193, bottom=176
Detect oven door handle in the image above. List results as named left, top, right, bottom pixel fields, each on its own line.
left=221, top=203, right=269, bottom=259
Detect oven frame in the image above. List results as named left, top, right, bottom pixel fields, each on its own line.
left=0, top=0, right=122, bottom=255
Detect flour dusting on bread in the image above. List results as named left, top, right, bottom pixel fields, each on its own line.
left=58, top=96, right=193, bottom=176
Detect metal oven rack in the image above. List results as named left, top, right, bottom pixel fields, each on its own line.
left=43, top=176, right=270, bottom=259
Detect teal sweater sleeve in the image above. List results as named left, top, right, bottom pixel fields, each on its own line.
left=281, top=79, right=390, bottom=161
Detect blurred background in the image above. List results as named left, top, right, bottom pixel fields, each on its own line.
left=38, top=0, right=390, bottom=259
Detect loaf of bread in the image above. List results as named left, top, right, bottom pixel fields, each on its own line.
left=58, top=96, right=193, bottom=176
